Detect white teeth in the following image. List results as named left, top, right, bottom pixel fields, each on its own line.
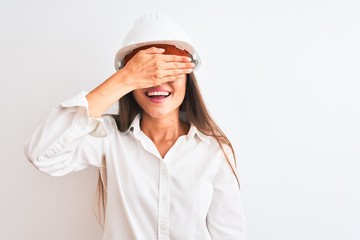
left=147, top=91, right=170, bottom=96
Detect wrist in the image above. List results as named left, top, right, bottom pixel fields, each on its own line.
left=114, top=67, right=136, bottom=93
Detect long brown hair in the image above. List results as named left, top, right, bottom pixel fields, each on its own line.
left=95, top=71, right=240, bottom=227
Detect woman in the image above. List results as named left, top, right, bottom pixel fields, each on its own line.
left=24, top=13, right=247, bottom=240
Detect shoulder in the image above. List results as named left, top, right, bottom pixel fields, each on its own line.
left=192, top=127, right=234, bottom=158
left=189, top=125, right=217, bottom=146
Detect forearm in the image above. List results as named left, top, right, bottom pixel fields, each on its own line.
left=86, top=69, right=134, bottom=117
left=87, top=47, right=194, bottom=117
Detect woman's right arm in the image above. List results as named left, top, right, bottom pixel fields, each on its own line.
left=24, top=47, right=194, bottom=176
left=86, top=47, right=194, bottom=117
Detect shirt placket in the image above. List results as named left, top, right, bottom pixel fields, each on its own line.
left=158, top=161, right=170, bottom=240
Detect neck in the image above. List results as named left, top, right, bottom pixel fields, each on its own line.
left=140, top=112, right=189, bottom=143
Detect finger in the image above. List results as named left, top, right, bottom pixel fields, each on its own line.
left=159, top=68, right=193, bottom=78
left=141, top=47, right=165, bottom=54
left=160, top=74, right=187, bottom=83
left=161, top=54, right=193, bottom=63
left=161, top=61, right=195, bottom=70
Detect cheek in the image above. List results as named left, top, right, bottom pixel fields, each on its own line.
left=172, top=77, right=187, bottom=94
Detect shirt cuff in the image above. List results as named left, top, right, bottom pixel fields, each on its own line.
left=60, top=91, right=107, bottom=138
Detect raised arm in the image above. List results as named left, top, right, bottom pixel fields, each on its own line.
left=24, top=47, right=194, bottom=176
left=86, top=47, right=194, bottom=117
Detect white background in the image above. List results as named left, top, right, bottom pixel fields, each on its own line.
left=1, top=0, right=359, bottom=239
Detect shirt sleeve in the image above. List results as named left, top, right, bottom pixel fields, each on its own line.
left=206, top=148, right=247, bottom=240
left=24, top=91, right=112, bottom=176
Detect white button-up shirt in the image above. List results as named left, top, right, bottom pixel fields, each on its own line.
left=24, top=92, right=247, bottom=240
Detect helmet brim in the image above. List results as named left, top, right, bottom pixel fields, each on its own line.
left=114, top=40, right=201, bottom=71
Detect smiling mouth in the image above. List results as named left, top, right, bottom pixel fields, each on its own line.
left=146, top=91, right=171, bottom=99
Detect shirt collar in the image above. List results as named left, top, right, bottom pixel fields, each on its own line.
left=125, top=114, right=211, bottom=144
left=187, top=124, right=211, bottom=144
left=124, top=114, right=141, bottom=137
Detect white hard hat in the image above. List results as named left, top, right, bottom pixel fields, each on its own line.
left=114, top=13, right=201, bottom=71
